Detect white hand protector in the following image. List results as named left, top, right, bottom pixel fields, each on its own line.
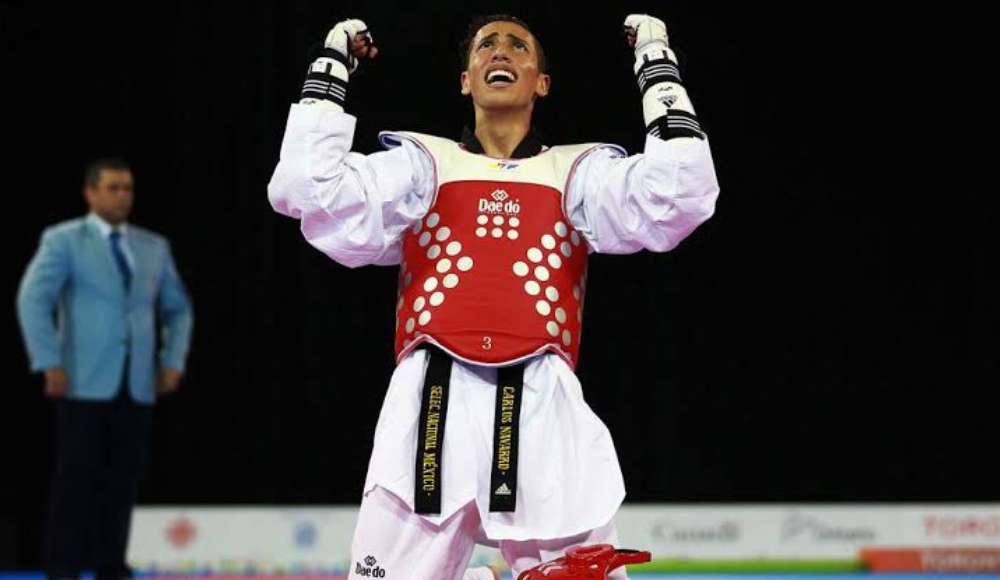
left=324, top=18, right=374, bottom=76
left=624, top=14, right=669, bottom=51
left=300, top=18, right=375, bottom=110
left=623, top=14, right=703, bottom=141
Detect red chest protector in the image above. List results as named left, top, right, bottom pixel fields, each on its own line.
left=382, top=131, right=619, bottom=369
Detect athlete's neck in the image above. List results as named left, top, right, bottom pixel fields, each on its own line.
left=473, top=111, right=533, bottom=159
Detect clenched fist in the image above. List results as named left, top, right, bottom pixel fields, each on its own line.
left=324, top=18, right=378, bottom=75
left=624, top=14, right=669, bottom=51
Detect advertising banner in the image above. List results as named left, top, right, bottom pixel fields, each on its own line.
left=128, top=504, right=1000, bottom=573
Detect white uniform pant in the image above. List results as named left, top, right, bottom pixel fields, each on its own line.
left=348, top=486, right=629, bottom=580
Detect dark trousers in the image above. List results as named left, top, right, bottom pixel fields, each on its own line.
left=44, top=385, right=152, bottom=580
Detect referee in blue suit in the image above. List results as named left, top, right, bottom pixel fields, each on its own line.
left=16, top=157, right=194, bottom=580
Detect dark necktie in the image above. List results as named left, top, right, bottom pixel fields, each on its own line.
left=109, top=230, right=132, bottom=290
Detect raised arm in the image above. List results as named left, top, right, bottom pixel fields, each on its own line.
left=267, top=19, right=435, bottom=268
left=566, top=14, right=720, bottom=254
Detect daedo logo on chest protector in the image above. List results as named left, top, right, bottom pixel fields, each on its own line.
left=355, top=555, right=387, bottom=577
left=478, top=188, right=521, bottom=216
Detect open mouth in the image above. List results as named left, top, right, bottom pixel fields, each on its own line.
left=485, top=69, right=517, bottom=86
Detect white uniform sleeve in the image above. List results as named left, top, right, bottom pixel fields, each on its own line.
left=565, top=134, right=719, bottom=254
left=267, top=103, right=435, bottom=267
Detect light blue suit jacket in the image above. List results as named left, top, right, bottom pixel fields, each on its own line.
left=16, top=215, right=194, bottom=404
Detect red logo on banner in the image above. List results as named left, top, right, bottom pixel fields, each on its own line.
left=166, top=517, right=198, bottom=549
left=862, top=548, right=1000, bottom=573
left=923, top=516, right=1000, bottom=538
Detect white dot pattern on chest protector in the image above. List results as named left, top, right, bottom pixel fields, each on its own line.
left=401, top=212, right=475, bottom=339
left=516, top=229, right=582, bottom=350
left=400, top=184, right=588, bottom=362
left=508, top=219, right=590, bottom=357
left=475, top=212, right=521, bottom=242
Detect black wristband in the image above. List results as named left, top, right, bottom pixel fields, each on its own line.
left=636, top=56, right=682, bottom=96
left=301, top=61, right=348, bottom=106
left=646, top=109, right=703, bottom=140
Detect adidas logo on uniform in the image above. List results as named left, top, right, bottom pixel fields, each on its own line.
left=494, top=483, right=512, bottom=496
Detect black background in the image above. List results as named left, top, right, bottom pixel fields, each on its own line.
left=0, top=0, right=994, bottom=570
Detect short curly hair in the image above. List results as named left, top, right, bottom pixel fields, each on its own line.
left=84, top=157, right=131, bottom=187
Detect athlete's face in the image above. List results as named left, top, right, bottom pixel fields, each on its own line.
left=461, top=21, right=550, bottom=112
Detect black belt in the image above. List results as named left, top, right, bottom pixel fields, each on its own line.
left=414, top=346, right=524, bottom=514
left=414, top=346, right=451, bottom=514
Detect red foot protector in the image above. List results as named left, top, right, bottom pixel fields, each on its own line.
left=516, top=543, right=651, bottom=580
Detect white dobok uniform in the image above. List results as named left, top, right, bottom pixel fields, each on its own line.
left=267, top=103, right=719, bottom=578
